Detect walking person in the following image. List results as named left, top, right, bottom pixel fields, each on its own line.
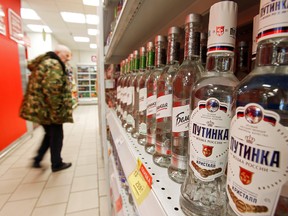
left=20, top=44, right=73, bottom=172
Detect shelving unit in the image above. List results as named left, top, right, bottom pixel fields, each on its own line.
left=98, top=0, right=261, bottom=215
left=76, top=64, right=98, bottom=104
left=107, top=109, right=184, bottom=216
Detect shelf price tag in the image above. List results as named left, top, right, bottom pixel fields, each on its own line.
left=128, top=158, right=152, bottom=205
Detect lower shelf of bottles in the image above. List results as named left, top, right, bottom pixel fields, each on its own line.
left=106, top=108, right=184, bottom=216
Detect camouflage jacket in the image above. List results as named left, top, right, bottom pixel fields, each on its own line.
left=20, top=52, right=73, bottom=125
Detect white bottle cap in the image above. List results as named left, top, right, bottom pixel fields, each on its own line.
left=207, top=1, right=238, bottom=54
left=258, top=0, right=288, bottom=42
left=252, top=14, right=259, bottom=56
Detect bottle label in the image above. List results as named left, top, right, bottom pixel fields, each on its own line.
left=156, top=94, right=172, bottom=120
left=227, top=103, right=288, bottom=216
left=139, top=88, right=147, bottom=112
left=258, top=0, right=288, bottom=42
left=123, top=87, right=127, bottom=104
left=171, top=153, right=187, bottom=170
left=117, top=86, right=120, bottom=99
left=127, top=86, right=134, bottom=106
left=172, top=104, right=190, bottom=132
left=146, top=95, right=157, bottom=117
left=189, top=98, right=231, bottom=181
left=139, top=122, right=147, bottom=135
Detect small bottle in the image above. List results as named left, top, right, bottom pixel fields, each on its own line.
left=250, top=14, right=259, bottom=70
left=145, top=35, right=167, bottom=154
left=131, top=47, right=146, bottom=138
left=180, top=1, right=239, bottom=215
left=168, top=13, right=203, bottom=184
left=119, top=59, right=129, bottom=121
left=137, top=42, right=155, bottom=145
left=227, top=0, right=288, bottom=215
left=126, top=51, right=138, bottom=133
left=116, top=60, right=125, bottom=118
left=153, top=26, right=181, bottom=168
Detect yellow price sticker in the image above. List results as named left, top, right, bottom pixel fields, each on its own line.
left=128, top=159, right=152, bottom=205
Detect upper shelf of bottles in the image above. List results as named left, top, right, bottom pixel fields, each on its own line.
left=104, top=0, right=260, bottom=64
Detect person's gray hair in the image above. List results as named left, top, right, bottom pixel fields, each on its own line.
left=54, top=44, right=71, bottom=53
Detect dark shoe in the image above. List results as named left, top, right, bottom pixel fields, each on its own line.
left=32, top=161, right=41, bottom=168
left=52, top=162, right=72, bottom=172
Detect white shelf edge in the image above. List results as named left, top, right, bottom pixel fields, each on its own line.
left=106, top=108, right=184, bottom=216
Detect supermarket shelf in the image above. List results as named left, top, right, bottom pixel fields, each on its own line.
left=78, top=97, right=98, bottom=105
left=108, top=141, right=138, bottom=216
left=104, top=0, right=259, bottom=63
left=106, top=108, right=184, bottom=216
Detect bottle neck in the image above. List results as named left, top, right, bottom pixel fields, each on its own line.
left=155, top=41, right=166, bottom=67
left=256, top=37, right=288, bottom=67
left=146, top=50, right=155, bottom=70
left=139, top=54, right=146, bottom=72
left=206, top=52, right=235, bottom=73
left=184, top=23, right=201, bottom=60
left=167, top=34, right=180, bottom=65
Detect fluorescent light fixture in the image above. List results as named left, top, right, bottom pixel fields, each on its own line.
left=21, top=8, right=40, bottom=20
left=88, top=29, right=99, bottom=35
left=27, top=24, right=52, bottom=33
left=74, top=36, right=90, bottom=42
left=90, top=44, right=97, bottom=49
left=61, top=12, right=85, bottom=23
left=86, top=14, right=99, bottom=25
left=83, top=0, right=99, bottom=6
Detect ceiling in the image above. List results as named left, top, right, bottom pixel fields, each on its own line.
left=21, top=0, right=99, bottom=51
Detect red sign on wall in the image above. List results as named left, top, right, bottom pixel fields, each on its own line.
left=0, top=5, right=6, bottom=36
left=8, top=8, right=23, bottom=43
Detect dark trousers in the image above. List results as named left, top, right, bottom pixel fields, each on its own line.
left=34, top=124, right=63, bottom=167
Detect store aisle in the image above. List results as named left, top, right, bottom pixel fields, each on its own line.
left=0, top=105, right=109, bottom=216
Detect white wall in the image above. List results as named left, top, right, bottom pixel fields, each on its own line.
left=26, top=33, right=54, bottom=60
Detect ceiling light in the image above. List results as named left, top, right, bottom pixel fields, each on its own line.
left=90, top=44, right=98, bottom=49
left=21, top=8, right=40, bottom=20
left=86, top=15, right=99, bottom=25
left=74, top=36, right=90, bottom=42
left=27, top=24, right=52, bottom=33
left=61, top=12, right=85, bottom=23
left=88, top=29, right=99, bottom=35
left=83, top=0, right=99, bottom=6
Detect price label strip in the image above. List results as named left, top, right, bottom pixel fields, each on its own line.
left=128, top=158, right=153, bottom=205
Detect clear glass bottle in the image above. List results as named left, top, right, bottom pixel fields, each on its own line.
left=116, top=60, right=125, bottom=118
left=126, top=50, right=138, bottom=133
left=145, top=35, right=167, bottom=154
left=227, top=0, right=288, bottom=215
left=180, top=2, right=239, bottom=216
left=153, top=26, right=181, bottom=167
left=235, top=41, right=249, bottom=81
left=200, top=32, right=208, bottom=68
left=168, top=13, right=203, bottom=184
left=131, top=47, right=146, bottom=138
left=122, top=54, right=133, bottom=128
left=119, top=59, right=129, bottom=122
left=137, top=42, right=154, bottom=145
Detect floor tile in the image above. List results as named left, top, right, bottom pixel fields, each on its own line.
left=31, top=203, right=66, bottom=216
left=97, top=167, right=106, bottom=180
left=98, top=180, right=108, bottom=196
left=74, top=164, right=98, bottom=177
left=22, top=168, right=51, bottom=183
left=66, top=208, right=99, bottom=216
left=37, top=185, right=70, bottom=207
left=100, top=196, right=110, bottom=216
left=0, top=179, right=21, bottom=194
left=0, top=167, right=30, bottom=180
left=9, top=182, right=45, bottom=201
left=71, top=175, right=98, bottom=192
left=77, top=155, right=97, bottom=166
left=0, top=199, right=37, bottom=216
left=0, top=194, right=10, bottom=209
left=66, top=189, right=99, bottom=213
left=46, top=171, right=74, bottom=188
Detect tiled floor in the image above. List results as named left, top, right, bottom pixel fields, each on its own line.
left=0, top=105, right=109, bottom=216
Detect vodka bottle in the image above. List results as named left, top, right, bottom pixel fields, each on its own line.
left=131, top=47, right=145, bottom=138
left=116, top=60, right=125, bottom=118
left=168, top=13, right=203, bottom=184
left=126, top=50, right=138, bottom=133
left=121, top=55, right=132, bottom=128
left=137, top=42, right=154, bottom=145
left=180, top=2, right=239, bottom=215
left=200, top=32, right=208, bottom=68
left=227, top=0, right=288, bottom=215
left=235, top=41, right=249, bottom=81
left=145, top=35, right=167, bottom=154
left=250, top=14, right=259, bottom=70
left=153, top=26, right=181, bottom=167
left=119, top=59, right=128, bottom=121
